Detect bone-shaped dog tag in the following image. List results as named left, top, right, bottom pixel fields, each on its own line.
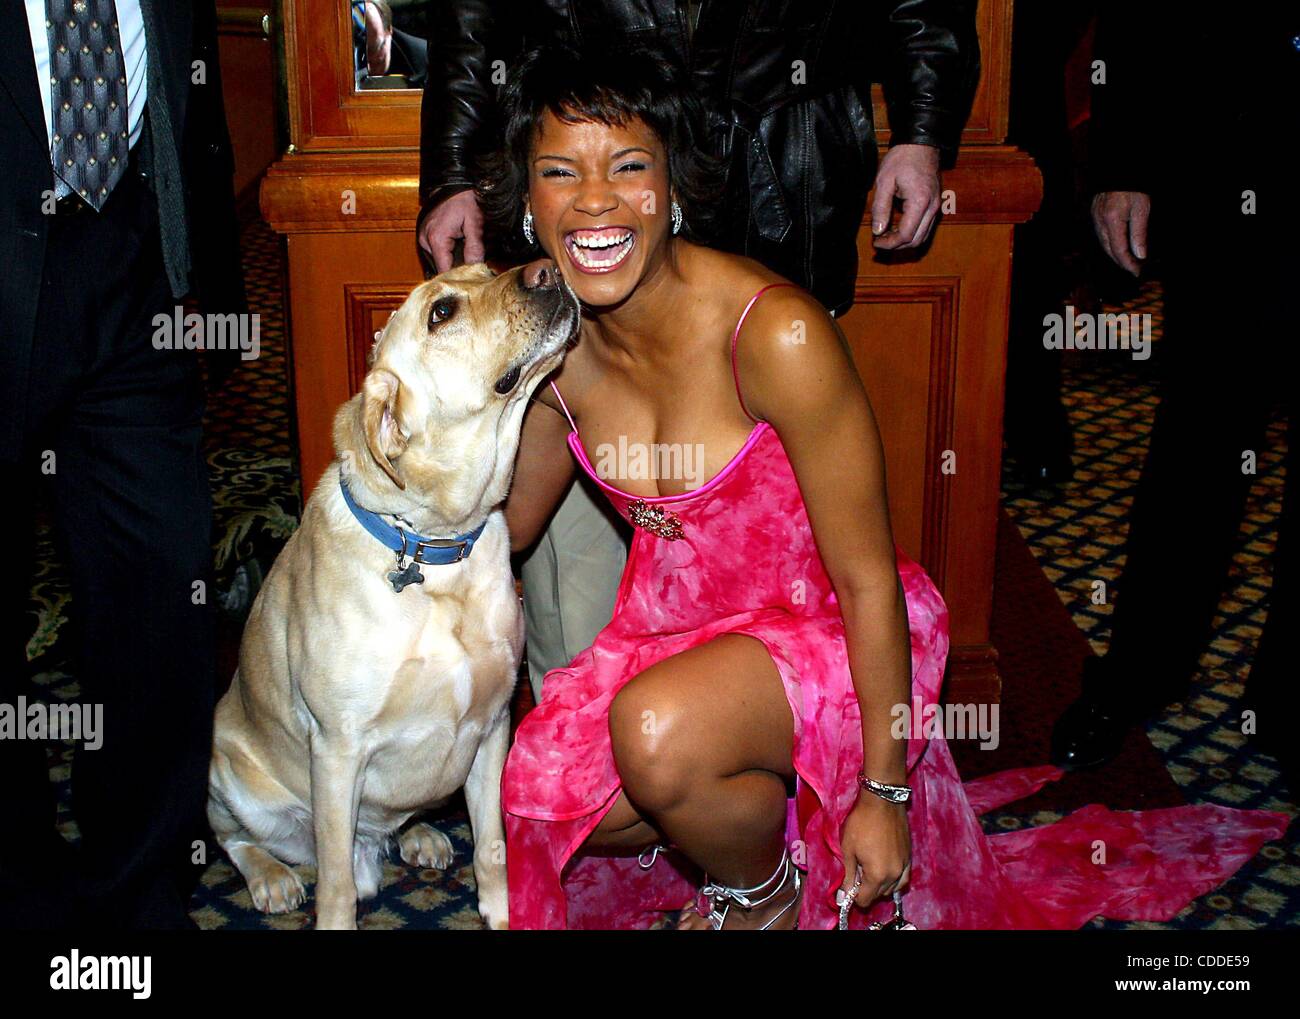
left=388, top=560, right=424, bottom=593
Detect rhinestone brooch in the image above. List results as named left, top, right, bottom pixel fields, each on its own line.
left=627, top=500, right=685, bottom=540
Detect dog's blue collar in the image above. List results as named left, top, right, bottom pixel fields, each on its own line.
left=339, top=477, right=487, bottom=568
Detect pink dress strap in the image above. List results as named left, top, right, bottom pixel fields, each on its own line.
left=730, top=283, right=798, bottom=422
left=549, top=380, right=578, bottom=433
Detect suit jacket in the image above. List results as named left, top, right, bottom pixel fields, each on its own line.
left=1088, top=1, right=1297, bottom=205
left=419, top=0, right=979, bottom=314
left=390, top=26, right=429, bottom=88
left=0, top=0, right=246, bottom=460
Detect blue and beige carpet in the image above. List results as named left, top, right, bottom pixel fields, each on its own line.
left=23, top=223, right=1294, bottom=929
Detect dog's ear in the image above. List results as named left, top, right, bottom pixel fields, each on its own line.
left=362, top=369, right=408, bottom=490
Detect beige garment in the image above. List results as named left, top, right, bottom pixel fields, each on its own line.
left=520, top=472, right=630, bottom=700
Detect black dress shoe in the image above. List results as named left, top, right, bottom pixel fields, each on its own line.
left=1050, top=692, right=1133, bottom=771
left=1050, top=657, right=1186, bottom=772
left=1010, top=446, right=1075, bottom=489
left=1005, top=417, right=1076, bottom=489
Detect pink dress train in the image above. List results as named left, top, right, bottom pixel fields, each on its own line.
left=500, top=284, right=1290, bottom=930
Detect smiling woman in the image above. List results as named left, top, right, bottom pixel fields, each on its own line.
left=484, top=40, right=1290, bottom=934
left=476, top=44, right=725, bottom=264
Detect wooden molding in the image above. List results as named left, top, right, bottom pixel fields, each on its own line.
left=343, top=284, right=410, bottom=390
left=262, top=145, right=1041, bottom=234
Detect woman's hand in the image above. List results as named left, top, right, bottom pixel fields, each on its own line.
left=838, top=792, right=911, bottom=910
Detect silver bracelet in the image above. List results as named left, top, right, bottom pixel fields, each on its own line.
left=857, top=771, right=911, bottom=804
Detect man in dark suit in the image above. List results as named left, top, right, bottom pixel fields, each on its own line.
left=1051, top=2, right=1297, bottom=788
left=0, top=0, right=245, bottom=928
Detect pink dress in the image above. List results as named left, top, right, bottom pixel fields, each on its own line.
left=501, top=284, right=1290, bottom=930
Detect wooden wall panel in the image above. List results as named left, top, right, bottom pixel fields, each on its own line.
left=282, top=233, right=423, bottom=485
left=840, top=278, right=959, bottom=584
left=343, top=285, right=412, bottom=391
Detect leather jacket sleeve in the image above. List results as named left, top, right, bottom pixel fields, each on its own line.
left=876, top=0, right=980, bottom=163
left=418, top=0, right=520, bottom=222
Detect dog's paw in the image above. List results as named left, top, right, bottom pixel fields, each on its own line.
left=246, top=857, right=306, bottom=914
left=477, top=879, right=508, bottom=930
left=475, top=860, right=508, bottom=929
left=398, top=822, right=454, bottom=870
left=478, top=897, right=509, bottom=930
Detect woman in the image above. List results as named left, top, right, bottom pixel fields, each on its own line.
left=491, top=46, right=1287, bottom=930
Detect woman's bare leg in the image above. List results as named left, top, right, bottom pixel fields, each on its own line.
left=594, top=633, right=800, bottom=929
left=582, top=792, right=660, bottom=855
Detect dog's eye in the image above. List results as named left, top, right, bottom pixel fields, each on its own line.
left=494, top=365, right=522, bottom=395
left=428, top=296, right=457, bottom=328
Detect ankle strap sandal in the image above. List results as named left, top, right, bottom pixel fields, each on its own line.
left=695, top=849, right=802, bottom=930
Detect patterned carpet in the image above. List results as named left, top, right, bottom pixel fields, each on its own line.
left=23, top=223, right=1294, bottom=930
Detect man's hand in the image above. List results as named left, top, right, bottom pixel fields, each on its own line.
left=1091, top=191, right=1151, bottom=276
left=418, top=189, right=486, bottom=274
left=871, top=143, right=942, bottom=250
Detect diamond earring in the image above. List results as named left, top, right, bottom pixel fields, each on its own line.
left=671, top=201, right=683, bottom=235
left=522, top=210, right=535, bottom=246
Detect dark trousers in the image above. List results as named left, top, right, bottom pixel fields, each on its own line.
left=1101, top=188, right=1294, bottom=718
left=0, top=161, right=215, bottom=928
left=1002, top=1, right=1094, bottom=468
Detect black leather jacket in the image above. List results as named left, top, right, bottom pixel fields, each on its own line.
left=420, top=1, right=979, bottom=313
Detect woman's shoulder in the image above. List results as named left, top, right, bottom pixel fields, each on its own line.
left=721, top=273, right=832, bottom=355
left=711, top=257, right=850, bottom=423
left=688, top=246, right=826, bottom=327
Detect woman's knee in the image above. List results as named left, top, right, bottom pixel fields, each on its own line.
left=608, top=674, right=698, bottom=813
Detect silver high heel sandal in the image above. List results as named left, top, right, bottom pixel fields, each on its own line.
left=695, top=849, right=802, bottom=930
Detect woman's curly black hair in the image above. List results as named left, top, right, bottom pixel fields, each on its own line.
left=476, top=43, right=726, bottom=260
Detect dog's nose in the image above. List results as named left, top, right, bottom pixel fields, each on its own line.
left=521, top=259, right=560, bottom=291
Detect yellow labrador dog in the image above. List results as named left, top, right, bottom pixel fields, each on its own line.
left=207, top=261, right=577, bottom=930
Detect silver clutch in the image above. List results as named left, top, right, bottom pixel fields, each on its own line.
left=839, top=872, right=918, bottom=930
